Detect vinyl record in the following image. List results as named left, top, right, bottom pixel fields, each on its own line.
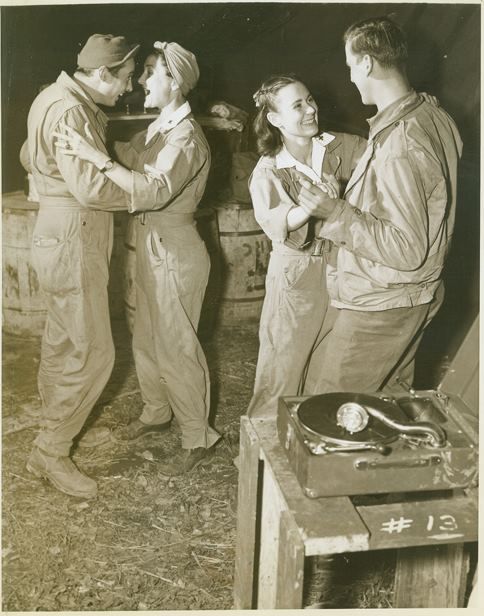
left=297, top=393, right=407, bottom=446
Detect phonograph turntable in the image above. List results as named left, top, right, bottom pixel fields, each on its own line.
left=277, top=384, right=478, bottom=498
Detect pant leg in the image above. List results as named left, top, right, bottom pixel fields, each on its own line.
left=33, top=214, right=115, bottom=457
left=135, top=223, right=219, bottom=449
left=247, top=252, right=329, bottom=418
left=35, top=288, right=114, bottom=456
left=133, top=280, right=172, bottom=425
left=384, top=281, right=445, bottom=391
left=307, top=300, right=436, bottom=395
left=302, top=302, right=339, bottom=395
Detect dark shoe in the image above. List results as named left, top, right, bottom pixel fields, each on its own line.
left=26, top=447, right=97, bottom=498
left=113, top=418, right=171, bottom=442
left=77, top=426, right=112, bottom=448
left=159, top=446, right=215, bottom=476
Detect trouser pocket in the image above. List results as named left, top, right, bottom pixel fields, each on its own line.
left=32, top=235, right=81, bottom=295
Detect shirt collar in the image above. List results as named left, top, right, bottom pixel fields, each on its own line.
left=367, top=90, right=421, bottom=138
left=145, top=101, right=192, bottom=144
left=57, top=71, right=108, bottom=125
left=275, top=133, right=334, bottom=184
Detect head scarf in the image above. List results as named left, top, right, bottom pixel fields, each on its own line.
left=153, top=41, right=199, bottom=96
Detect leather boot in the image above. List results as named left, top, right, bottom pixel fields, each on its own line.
left=114, top=418, right=171, bottom=442
left=159, top=446, right=214, bottom=476
left=27, top=447, right=97, bottom=498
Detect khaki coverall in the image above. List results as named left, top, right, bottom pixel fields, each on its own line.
left=114, top=106, right=219, bottom=450
left=247, top=132, right=365, bottom=418
left=27, top=72, right=128, bottom=457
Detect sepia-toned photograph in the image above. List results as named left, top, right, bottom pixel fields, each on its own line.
left=1, top=0, right=480, bottom=611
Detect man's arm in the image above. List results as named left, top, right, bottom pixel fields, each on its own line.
left=53, top=106, right=128, bottom=211
left=298, top=151, right=440, bottom=272
left=122, top=132, right=208, bottom=213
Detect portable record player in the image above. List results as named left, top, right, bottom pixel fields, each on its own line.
left=277, top=384, right=478, bottom=498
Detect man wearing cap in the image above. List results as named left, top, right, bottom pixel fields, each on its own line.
left=26, top=34, right=139, bottom=498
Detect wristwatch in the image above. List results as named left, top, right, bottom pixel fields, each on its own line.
left=99, top=158, right=114, bottom=173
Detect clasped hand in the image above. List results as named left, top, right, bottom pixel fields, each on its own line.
left=298, top=172, right=340, bottom=219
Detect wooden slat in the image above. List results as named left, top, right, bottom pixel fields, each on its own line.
left=357, top=494, right=478, bottom=550
left=275, top=510, right=305, bottom=608
left=394, top=543, right=470, bottom=607
left=252, top=418, right=369, bottom=556
left=233, top=416, right=261, bottom=610
left=439, top=315, right=479, bottom=412
left=257, top=450, right=286, bottom=608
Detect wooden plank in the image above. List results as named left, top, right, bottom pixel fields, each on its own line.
left=439, top=315, right=479, bottom=412
left=356, top=494, right=478, bottom=550
left=233, top=416, right=261, bottom=610
left=394, top=543, right=470, bottom=607
left=257, top=449, right=286, bottom=608
left=252, top=418, right=369, bottom=556
left=275, top=510, right=305, bottom=608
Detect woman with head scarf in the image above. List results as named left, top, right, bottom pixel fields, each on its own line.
left=55, top=41, right=220, bottom=474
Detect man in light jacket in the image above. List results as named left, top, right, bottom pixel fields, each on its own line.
left=299, top=17, right=462, bottom=394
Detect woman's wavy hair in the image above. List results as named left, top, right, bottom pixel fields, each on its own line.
left=252, top=74, right=301, bottom=157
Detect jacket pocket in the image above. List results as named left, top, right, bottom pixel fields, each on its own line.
left=280, top=257, right=313, bottom=292
left=32, top=235, right=81, bottom=295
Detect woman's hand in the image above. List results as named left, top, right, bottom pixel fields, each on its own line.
left=321, top=172, right=340, bottom=199
left=295, top=171, right=340, bottom=200
left=298, top=177, right=338, bottom=219
left=420, top=92, right=440, bottom=107
left=53, top=122, right=109, bottom=169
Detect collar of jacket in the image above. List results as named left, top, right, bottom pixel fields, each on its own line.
left=366, top=90, right=422, bottom=141
left=57, top=71, right=108, bottom=125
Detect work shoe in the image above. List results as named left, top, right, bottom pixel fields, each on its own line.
left=113, top=418, right=171, bottom=442
left=26, top=447, right=97, bottom=498
left=77, top=426, right=112, bottom=448
left=159, top=446, right=215, bottom=476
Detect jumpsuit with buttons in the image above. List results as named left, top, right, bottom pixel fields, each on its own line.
left=27, top=72, right=128, bottom=458
left=113, top=106, right=220, bottom=450
left=247, top=132, right=366, bottom=418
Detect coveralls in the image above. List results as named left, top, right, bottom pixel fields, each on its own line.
left=304, top=91, right=463, bottom=393
left=27, top=72, right=128, bottom=457
left=247, top=132, right=365, bottom=418
left=114, top=102, right=220, bottom=450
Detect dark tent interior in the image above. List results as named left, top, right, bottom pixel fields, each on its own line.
left=1, top=2, right=480, bottom=611
left=2, top=1, right=480, bottom=366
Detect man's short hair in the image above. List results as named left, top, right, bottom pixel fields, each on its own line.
left=344, top=17, right=408, bottom=69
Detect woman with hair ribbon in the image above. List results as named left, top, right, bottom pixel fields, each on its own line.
left=246, top=74, right=366, bottom=419
left=55, top=41, right=220, bottom=474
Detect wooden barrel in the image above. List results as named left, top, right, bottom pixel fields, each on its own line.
left=2, top=191, right=46, bottom=336
left=214, top=201, right=271, bottom=323
left=123, top=207, right=221, bottom=339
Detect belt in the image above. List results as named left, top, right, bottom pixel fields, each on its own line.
left=38, top=195, right=85, bottom=211
left=137, top=211, right=195, bottom=227
left=302, top=237, right=333, bottom=256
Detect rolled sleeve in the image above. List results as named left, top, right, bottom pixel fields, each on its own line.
left=322, top=154, right=431, bottom=271
left=128, top=139, right=204, bottom=213
left=249, top=168, right=296, bottom=242
left=54, top=107, right=128, bottom=211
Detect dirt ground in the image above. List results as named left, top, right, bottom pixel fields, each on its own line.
left=2, top=316, right=397, bottom=611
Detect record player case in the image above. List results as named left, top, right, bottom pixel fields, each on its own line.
left=277, top=387, right=478, bottom=498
